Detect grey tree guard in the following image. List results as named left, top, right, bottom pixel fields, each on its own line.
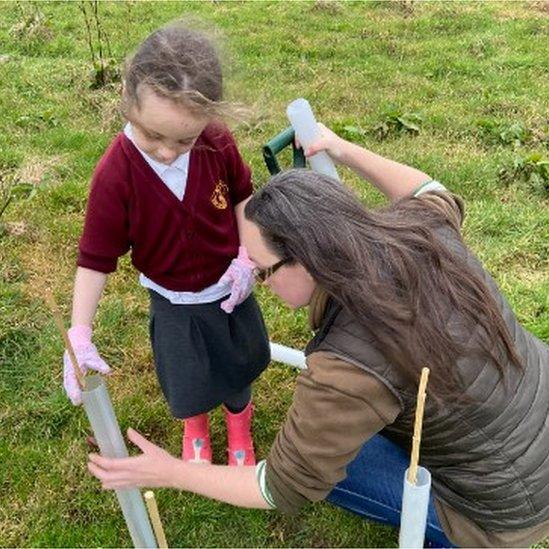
left=82, top=375, right=157, bottom=548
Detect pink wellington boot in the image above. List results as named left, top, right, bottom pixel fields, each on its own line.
left=182, top=413, right=212, bottom=464
left=224, top=402, right=256, bottom=466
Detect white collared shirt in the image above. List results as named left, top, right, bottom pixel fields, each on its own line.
left=124, top=123, right=190, bottom=200
left=124, top=123, right=231, bottom=305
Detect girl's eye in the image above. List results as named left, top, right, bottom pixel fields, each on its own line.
left=178, top=139, right=192, bottom=146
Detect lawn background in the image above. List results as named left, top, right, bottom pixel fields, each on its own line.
left=0, top=1, right=547, bottom=547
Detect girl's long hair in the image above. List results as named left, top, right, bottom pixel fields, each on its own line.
left=245, top=169, right=523, bottom=399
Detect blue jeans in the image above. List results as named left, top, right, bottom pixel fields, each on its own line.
left=327, top=435, right=455, bottom=547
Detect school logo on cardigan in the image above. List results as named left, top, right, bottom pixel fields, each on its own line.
left=211, top=180, right=229, bottom=210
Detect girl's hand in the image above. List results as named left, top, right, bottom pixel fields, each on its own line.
left=219, top=246, right=255, bottom=314
left=88, top=428, right=181, bottom=490
left=302, top=123, right=349, bottom=163
left=64, top=325, right=111, bottom=406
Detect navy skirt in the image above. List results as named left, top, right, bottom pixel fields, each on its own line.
left=148, top=290, right=270, bottom=418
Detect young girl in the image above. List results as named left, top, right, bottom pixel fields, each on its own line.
left=63, top=22, right=270, bottom=466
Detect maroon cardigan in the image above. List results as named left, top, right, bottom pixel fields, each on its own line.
left=77, top=124, right=252, bottom=292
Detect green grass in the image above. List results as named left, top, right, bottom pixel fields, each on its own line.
left=1, top=1, right=548, bottom=547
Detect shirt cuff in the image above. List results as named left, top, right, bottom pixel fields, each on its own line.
left=255, top=460, right=276, bottom=509
left=412, top=180, right=447, bottom=197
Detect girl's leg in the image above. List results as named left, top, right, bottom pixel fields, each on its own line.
left=223, top=385, right=255, bottom=466
left=223, top=384, right=252, bottom=414
left=327, top=435, right=454, bottom=547
left=182, top=413, right=212, bottom=464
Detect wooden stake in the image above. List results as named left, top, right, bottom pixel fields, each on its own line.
left=407, top=367, right=430, bottom=485
left=144, top=491, right=168, bottom=548
left=45, top=290, right=85, bottom=389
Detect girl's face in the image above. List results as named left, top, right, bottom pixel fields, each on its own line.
left=126, top=86, right=210, bottom=165
left=241, top=214, right=317, bottom=309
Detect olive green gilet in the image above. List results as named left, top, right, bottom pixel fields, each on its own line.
left=305, top=227, right=549, bottom=531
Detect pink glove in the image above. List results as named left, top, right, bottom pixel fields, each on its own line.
left=219, top=246, right=255, bottom=314
left=63, top=325, right=111, bottom=405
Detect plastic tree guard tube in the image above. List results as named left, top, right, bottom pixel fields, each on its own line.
left=269, top=342, right=306, bottom=369
left=399, top=465, right=431, bottom=548
left=82, top=375, right=157, bottom=548
left=286, top=98, right=340, bottom=180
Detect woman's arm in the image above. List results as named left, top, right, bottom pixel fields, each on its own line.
left=88, top=353, right=400, bottom=513
left=305, top=124, right=431, bottom=201
left=71, top=266, right=108, bottom=327
left=88, top=428, right=270, bottom=509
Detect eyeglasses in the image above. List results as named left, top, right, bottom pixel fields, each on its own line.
left=253, top=258, right=289, bottom=283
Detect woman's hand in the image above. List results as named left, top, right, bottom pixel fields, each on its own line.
left=302, top=123, right=349, bottom=163
left=89, top=428, right=271, bottom=508
left=301, top=123, right=430, bottom=200
left=88, top=428, right=181, bottom=490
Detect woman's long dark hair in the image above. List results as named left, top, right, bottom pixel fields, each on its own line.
left=245, top=169, right=523, bottom=399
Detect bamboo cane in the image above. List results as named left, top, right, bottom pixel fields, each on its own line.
left=407, top=367, right=430, bottom=485
left=144, top=491, right=168, bottom=548
left=45, top=290, right=84, bottom=388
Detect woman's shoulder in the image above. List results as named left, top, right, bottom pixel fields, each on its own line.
left=405, top=181, right=465, bottom=232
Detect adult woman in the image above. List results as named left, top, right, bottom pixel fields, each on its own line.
left=88, top=126, right=549, bottom=547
